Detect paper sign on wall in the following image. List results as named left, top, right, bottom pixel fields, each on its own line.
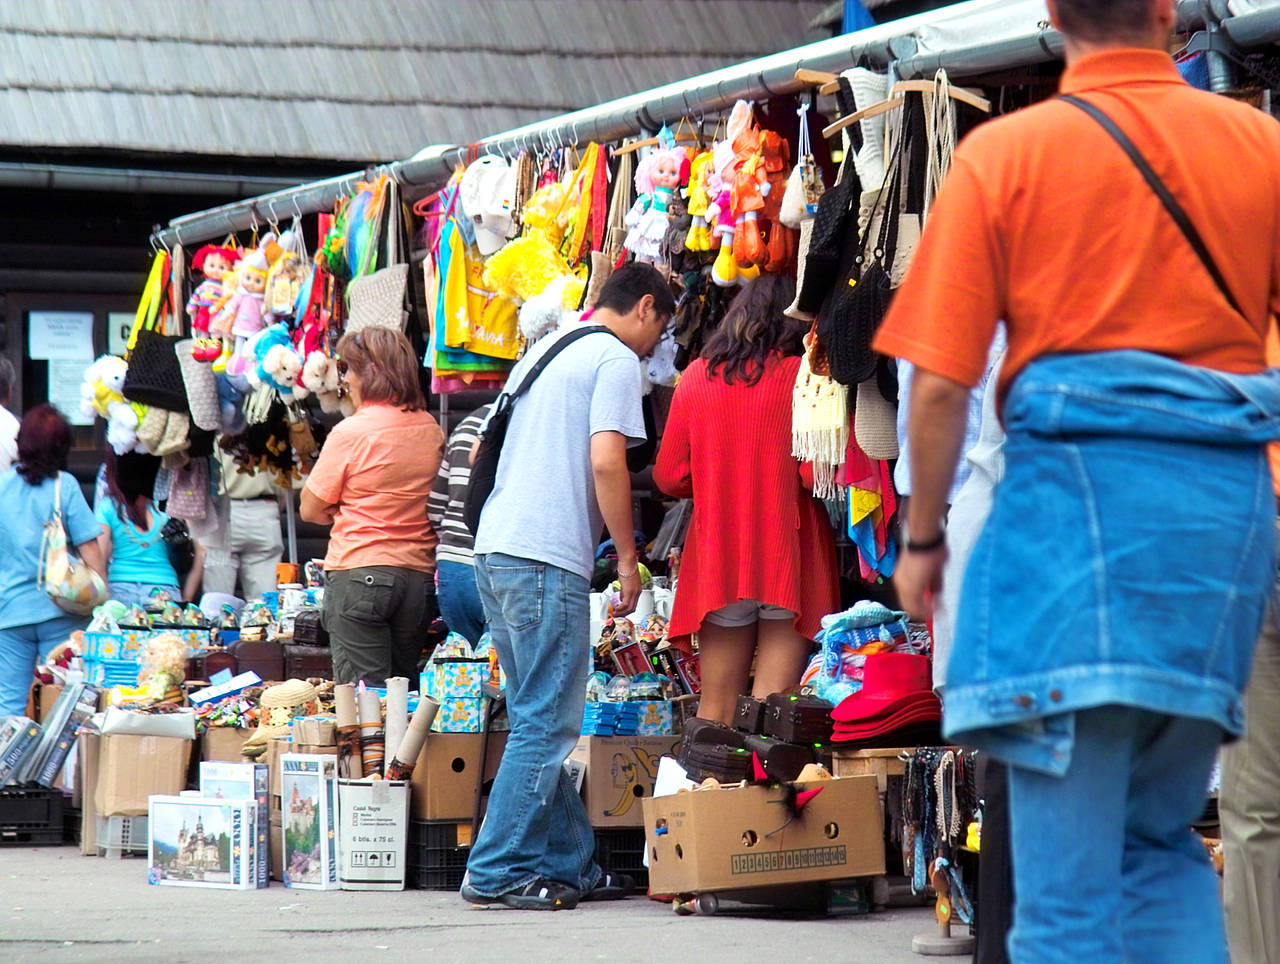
left=107, top=313, right=133, bottom=358
left=28, top=312, right=93, bottom=362
left=49, top=360, right=93, bottom=425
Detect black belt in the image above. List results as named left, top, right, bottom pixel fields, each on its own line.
left=231, top=495, right=278, bottom=503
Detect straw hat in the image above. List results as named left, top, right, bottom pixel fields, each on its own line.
left=241, top=679, right=319, bottom=756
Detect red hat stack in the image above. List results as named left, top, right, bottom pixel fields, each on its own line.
left=830, top=653, right=941, bottom=743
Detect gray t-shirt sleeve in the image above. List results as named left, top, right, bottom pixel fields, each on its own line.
left=589, top=353, right=646, bottom=445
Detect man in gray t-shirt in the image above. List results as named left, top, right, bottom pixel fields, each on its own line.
left=462, top=263, right=674, bottom=911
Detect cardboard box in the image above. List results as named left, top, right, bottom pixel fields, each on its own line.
left=200, top=727, right=253, bottom=763
left=199, top=762, right=269, bottom=889
left=95, top=734, right=192, bottom=817
left=269, top=810, right=283, bottom=882
left=424, top=658, right=488, bottom=699
left=570, top=735, right=681, bottom=828
left=292, top=717, right=336, bottom=745
left=264, top=734, right=291, bottom=799
left=37, top=684, right=64, bottom=723
left=147, top=795, right=256, bottom=890
left=280, top=753, right=339, bottom=890
left=642, top=776, right=886, bottom=895
left=337, top=779, right=410, bottom=890
left=78, top=730, right=102, bottom=856
left=410, top=733, right=507, bottom=821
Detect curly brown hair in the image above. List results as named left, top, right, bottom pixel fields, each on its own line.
left=336, top=327, right=426, bottom=412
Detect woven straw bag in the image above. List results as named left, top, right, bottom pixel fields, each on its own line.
left=347, top=178, right=409, bottom=333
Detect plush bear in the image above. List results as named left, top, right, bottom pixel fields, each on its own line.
left=80, top=355, right=146, bottom=454
left=297, top=351, right=342, bottom=413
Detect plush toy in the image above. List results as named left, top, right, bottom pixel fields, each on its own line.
left=623, top=147, right=691, bottom=265
left=245, top=324, right=304, bottom=400
left=80, top=355, right=146, bottom=454
left=685, top=151, right=716, bottom=253
left=187, top=245, right=241, bottom=361
left=138, top=631, right=189, bottom=703
left=264, top=230, right=307, bottom=320
left=298, top=351, right=343, bottom=413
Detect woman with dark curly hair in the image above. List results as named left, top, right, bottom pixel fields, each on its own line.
left=654, top=275, right=840, bottom=724
left=0, top=404, right=105, bottom=714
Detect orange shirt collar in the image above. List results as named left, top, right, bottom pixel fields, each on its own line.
left=1059, top=48, right=1186, bottom=95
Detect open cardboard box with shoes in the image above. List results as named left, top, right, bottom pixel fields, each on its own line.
left=642, top=775, right=885, bottom=895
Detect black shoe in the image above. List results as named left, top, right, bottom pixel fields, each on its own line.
left=582, top=872, right=635, bottom=901
left=459, top=880, right=499, bottom=905
left=497, top=877, right=581, bottom=911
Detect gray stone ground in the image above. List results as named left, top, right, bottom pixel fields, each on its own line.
left=2, top=846, right=942, bottom=963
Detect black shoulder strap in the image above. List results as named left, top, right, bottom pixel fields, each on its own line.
left=1060, top=94, right=1247, bottom=321
left=506, top=325, right=619, bottom=403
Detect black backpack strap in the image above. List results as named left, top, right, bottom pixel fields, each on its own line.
left=503, top=325, right=619, bottom=404
left=1060, top=94, right=1247, bottom=321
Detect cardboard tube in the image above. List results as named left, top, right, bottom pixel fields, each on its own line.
left=334, top=683, right=361, bottom=778
left=383, top=677, right=409, bottom=778
left=357, top=688, right=385, bottom=778
left=385, top=695, right=440, bottom=780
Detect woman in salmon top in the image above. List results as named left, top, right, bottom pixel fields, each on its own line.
left=301, top=327, right=445, bottom=687
left=654, top=275, right=839, bottom=724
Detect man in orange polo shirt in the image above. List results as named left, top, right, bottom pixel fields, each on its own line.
left=873, top=1, right=1280, bottom=961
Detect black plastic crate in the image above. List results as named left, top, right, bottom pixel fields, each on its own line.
left=594, top=828, right=648, bottom=888
left=407, top=820, right=470, bottom=891
left=63, top=805, right=81, bottom=844
left=1, top=786, right=65, bottom=846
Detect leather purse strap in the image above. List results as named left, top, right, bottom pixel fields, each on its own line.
left=1061, top=94, right=1246, bottom=321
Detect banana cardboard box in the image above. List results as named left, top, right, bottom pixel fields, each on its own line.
left=569, top=736, right=681, bottom=828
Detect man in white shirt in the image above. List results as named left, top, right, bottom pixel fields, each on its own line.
left=0, top=357, right=19, bottom=473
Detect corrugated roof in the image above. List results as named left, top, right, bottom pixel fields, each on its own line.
left=0, top=0, right=829, bottom=162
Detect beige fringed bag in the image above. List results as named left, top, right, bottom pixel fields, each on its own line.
left=792, top=340, right=849, bottom=501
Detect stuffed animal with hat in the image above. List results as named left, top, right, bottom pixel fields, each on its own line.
left=81, top=355, right=147, bottom=454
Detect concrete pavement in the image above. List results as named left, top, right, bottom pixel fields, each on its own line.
left=2, top=845, right=940, bottom=963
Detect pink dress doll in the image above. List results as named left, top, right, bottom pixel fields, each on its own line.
left=624, top=147, right=691, bottom=265
left=186, top=245, right=240, bottom=361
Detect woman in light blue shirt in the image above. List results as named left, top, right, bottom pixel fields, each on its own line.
left=96, top=452, right=203, bottom=607
left=0, top=405, right=106, bottom=715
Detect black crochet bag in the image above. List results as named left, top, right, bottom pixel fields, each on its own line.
left=816, top=107, right=911, bottom=386
left=793, top=155, right=861, bottom=315
left=123, top=329, right=191, bottom=413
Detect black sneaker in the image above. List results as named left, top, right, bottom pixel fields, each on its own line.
left=459, top=880, right=499, bottom=905
left=497, top=877, right=581, bottom=911
left=581, top=872, right=635, bottom=901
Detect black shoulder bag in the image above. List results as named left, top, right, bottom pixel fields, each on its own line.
left=1060, top=94, right=1246, bottom=320
left=462, top=325, right=619, bottom=533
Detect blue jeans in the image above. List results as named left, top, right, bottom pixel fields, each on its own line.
left=464, top=552, right=601, bottom=896
left=0, top=615, right=87, bottom=715
left=1006, top=705, right=1226, bottom=964
left=110, top=582, right=182, bottom=608
left=435, top=559, right=486, bottom=646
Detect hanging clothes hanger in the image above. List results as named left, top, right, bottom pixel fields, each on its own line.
left=891, top=79, right=991, bottom=113
left=822, top=95, right=904, bottom=139
left=613, top=118, right=702, bottom=155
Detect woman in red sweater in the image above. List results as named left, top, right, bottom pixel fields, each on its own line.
left=654, top=275, right=839, bottom=724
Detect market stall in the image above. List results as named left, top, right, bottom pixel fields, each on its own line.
left=4, top=2, right=1276, bottom=947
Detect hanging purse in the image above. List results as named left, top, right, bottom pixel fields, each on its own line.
left=37, top=474, right=109, bottom=615
left=793, top=149, right=861, bottom=315
left=816, top=103, right=913, bottom=387
left=160, top=516, right=196, bottom=582
left=123, top=252, right=191, bottom=412
left=347, top=177, right=410, bottom=333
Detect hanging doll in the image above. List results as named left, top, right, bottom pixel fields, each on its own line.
left=186, top=245, right=241, bottom=361
left=730, top=123, right=770, bottom=272
left=759, top=130, right=797, bottom=273
left=212, top=246, right=271, bottom=377
left=623, top=147, right=691, bottom=265
left=705, top=167, right=739, bottom=287
left=685, top=151, right=716, bottom=253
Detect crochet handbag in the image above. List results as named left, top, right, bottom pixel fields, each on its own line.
left=793, top=151, right=860, bottom=315
left=347, top=177, right=410, bottom=333
left=123, top=251, right=190, bottom=412
left=816, top=106, right=912, bottom=387
left=37, top=474, right=109, bottom=615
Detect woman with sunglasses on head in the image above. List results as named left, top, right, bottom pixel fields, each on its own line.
left=300, top=327, right=445, bottom=687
